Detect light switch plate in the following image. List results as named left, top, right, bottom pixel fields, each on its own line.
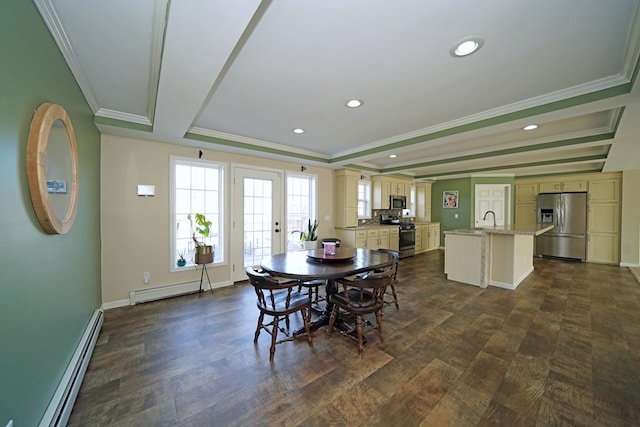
left=137, top=184, right=155, bottom=196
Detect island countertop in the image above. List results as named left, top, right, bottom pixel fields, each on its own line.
left=444, top=223, right=553, bottom=237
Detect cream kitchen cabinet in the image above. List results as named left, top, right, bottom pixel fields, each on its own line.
left=415, top=226, right=423, bottom=252
left=389, top=227, right=400, bottom=251
left=586, top=176, right=621, bottom=264
left=588, top=178, right=620, bottom=203
left=372, top=176, right=411, bottom=209
left=515, top=203, right=537, bottom=226
left=587, top=233, right=620, bottom=264
left=335, top=169, right=359, bottom=227
left=334, top=228, right=367, bottom=248
left=429, top=223, right=440, bottom=249
left=365, top=229, right=379, bottom=250
left=538, top=178, right=587, bottom=193
left=415, top=182, right=433, bottom=221
left=515, top=183, right=538, bottom=204
left=416, top=222, right=440, bottom=253
left=421, top=225, right=429, bottom=252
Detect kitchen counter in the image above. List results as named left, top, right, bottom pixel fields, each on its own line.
left=445, top=223, right=553, bottom=236
left=443, top=224, right=553, bottom=290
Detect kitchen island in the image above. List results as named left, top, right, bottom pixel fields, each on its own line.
left=444, top=224, right=553, bottom=290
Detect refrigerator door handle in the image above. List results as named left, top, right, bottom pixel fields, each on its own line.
left=560, top=198, right=564, bottom=229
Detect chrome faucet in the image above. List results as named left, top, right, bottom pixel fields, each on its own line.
left=483, top=210, right=496, bottom=227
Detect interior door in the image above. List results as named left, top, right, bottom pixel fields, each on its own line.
left=474, top=184, right=510, bottom=227
left=232, top=167, right=283, bottom=282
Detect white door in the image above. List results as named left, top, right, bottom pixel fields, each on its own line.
left=232, top=167, right=283, bottom=282
left=474, top=184, right=510, bottom=227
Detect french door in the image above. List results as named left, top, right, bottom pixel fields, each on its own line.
left=232, top=167, right=283, bottom=282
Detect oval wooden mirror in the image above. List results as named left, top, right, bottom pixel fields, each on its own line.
left=27, top=103, right=79, bottom=234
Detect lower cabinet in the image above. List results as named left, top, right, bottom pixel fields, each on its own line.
left=416, top=222, right=440, bottom=253
left=588, top=233, right=620, bottom=264
left=389, top=227, right=400, bottom=251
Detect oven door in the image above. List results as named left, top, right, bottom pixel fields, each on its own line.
left=399, top=228, right=415, bottom=257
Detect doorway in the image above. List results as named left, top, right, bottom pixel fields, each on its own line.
left=474, top=184, right=511, bottom=227
left=232, top=166, right=283, bottom=282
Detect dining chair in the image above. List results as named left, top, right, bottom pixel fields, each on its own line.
left=374, top=248, right=400, bottom=310
left=245, top=266, right=313, bottom=362
left=327, top=268, right=394, bottom=357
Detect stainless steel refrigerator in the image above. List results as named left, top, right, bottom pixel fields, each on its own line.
left=535, top=192, right=587, bottom=261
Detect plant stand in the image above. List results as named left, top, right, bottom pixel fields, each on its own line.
left=198, top=263, right=212, bottom=295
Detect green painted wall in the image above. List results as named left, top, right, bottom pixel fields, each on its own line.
left=0, top=1, right=101, bottom=425
left=431, top=177, right=515, bottom=246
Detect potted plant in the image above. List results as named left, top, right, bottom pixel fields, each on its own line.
left=292, top=218, right=319, bottom=249
left=189, top=213, right=214, bottom=264
left=177, top=249, right=187, bottom=267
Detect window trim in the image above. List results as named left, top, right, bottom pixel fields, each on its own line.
left=285, top=171, right=318, bottom=250
left=358, top=179, right=372, bottom=219
left=170, top=155, right=226, bottom=272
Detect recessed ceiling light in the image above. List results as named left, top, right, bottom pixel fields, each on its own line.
left=450, top=36, right=484, bottom=57
left=293, top=128, right=305, bottom=134
left=389, top=154, right=397, bottom=158
left=523, top=124, right=538, bottom=131
left=346, top=99, right=363, bottom=108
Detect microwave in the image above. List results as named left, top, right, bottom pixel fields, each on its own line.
left=389, top=195, right=407, bottom=209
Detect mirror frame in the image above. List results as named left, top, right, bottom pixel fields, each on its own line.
left=27, top=103, right=79, bottom=234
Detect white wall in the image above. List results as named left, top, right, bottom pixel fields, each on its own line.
left=100, top=134, right=336, bottom=305
left=621, top=170, right=640, bottom=266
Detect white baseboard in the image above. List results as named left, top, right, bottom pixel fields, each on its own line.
left=39, top=309, right=103, bottom=427
left=621, top=262, right=640, bottom=268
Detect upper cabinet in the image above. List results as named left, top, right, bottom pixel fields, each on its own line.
left=515, top=183, right=538, bottom=203
left=415, top=182, right=432, bottom=221
left=538, top=178, right=587, bottom=193
left=335, top=169, right=359, bottom=227
left=372, top=176, right=412, bottom=209
left=588, top=178, right=620, bottom=203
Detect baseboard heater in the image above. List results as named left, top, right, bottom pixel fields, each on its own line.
left=39, top=309, right=103, bottom=427
left=129, top=280, right=209, bottom=305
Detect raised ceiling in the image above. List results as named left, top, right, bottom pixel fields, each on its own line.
left=36, top=0, right=640, bottom=180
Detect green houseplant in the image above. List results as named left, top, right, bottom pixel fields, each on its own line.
left=188, top=213, right=214, bottom=264
left=292, top=219, right=319, bottom=249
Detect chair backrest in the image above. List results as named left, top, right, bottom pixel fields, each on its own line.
left=245, top=266, right=299, bottom=310
left=337, top=269, right=393, bottom=308
left=374, top=248, right=399, bottom=281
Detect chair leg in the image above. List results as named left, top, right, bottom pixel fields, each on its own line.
left=327, top=305, right=339, bottom=337
left=375, top=309, right=385, bottom=344
left=390, top=284, right=399, bottom=310
left=303, top=307, right=313, bottom=347
left=254, top=312, right=264, bottom=343
left=356, top=314, right=364, bottom=358
left=269, top=316, right=279, bottom=362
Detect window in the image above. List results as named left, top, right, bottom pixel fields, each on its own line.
left=358, top=180, right=371, bottom=218
left=286, top=173, right=316, bottom=251
left=171, top=157, right=225, bottom=268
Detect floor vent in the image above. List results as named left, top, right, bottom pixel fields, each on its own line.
left=39, top=309, right=103, bottom=427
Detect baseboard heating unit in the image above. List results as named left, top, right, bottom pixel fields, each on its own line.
left=129, top=280, right=209, bottom=305
left=39, top=309, right=103, bottom=427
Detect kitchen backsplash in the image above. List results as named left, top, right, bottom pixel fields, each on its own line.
left=358, top=209, right=414, bottom=226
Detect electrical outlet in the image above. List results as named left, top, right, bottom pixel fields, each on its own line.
left=143, top=272, right=150, bottom=284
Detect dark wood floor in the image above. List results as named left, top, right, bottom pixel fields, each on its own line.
left=69, top=251, right=640, bottom=426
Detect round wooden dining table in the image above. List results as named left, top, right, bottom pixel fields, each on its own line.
left=260, top=247, right=394, bottom=333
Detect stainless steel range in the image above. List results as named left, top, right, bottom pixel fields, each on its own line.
left=398, top=222, right=415, bottom=258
